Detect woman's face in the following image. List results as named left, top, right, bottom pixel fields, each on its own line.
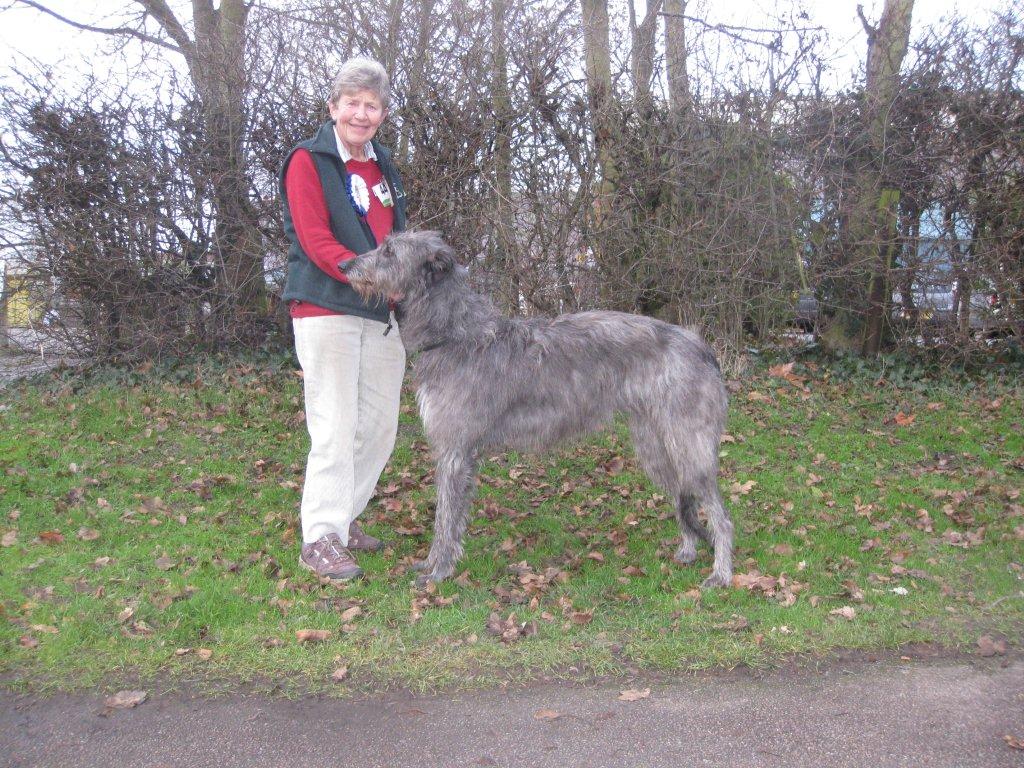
left=329, top=89, right=386, bottom=153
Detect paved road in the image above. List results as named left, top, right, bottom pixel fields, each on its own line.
left=0, top=327, right=82, bottom=388
left=0, top=353, right=75, bottom=388
left=3, top=658, right=1023, bottom=768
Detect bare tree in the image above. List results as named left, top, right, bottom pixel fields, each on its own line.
left=821, top=0, right=915, bottom=355
left=580, top=0, right=618, bottom=200
left=10, top=0, right=266, bottom=334
left=3, top=0, right=1019, bottom=367
left=490, top=0, right=519, bottom=312
left=663, top=0, right=692, bottom=120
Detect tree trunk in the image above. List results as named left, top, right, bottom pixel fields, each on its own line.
left=861, top=188, right=901, bottom=356
left=491, top=0, right=519, bottom=313
left=663, top=0, right=691, bottom=123
left=822, top=0, right=914, bottom=355
left=136, top=0, right=265, bottom=333
left=629, top=0, right=661, bottom=114
left=0, top=263, right=8, bottom=350
left=580, top=0, right=617, bottom=201
left=195, top=0, right=265, bottom=331
left=661, top=0, right=692, bottom=221
left=580, top=0, right=623, bottom=308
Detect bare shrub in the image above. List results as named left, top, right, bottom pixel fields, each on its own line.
left=2, top=1, right=1021, bottom=367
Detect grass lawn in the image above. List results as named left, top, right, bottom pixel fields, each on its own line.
left=1, top=351, right=1021, bottom=695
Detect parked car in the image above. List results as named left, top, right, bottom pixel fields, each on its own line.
left=793, top=291, right=818, bottom=332
left=892, top=284, right=1009, bottom=337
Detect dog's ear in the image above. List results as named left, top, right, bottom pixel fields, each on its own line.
left=423, top=232, right=457, bottom=285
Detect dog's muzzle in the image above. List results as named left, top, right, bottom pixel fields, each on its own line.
left=339, top=257, right=402, bottom=303
left=339, top=260, right=375, bottom=301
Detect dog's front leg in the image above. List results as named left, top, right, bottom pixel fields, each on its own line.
left=415, top=450, right=478, bottom=586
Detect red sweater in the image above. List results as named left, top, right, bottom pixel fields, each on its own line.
left=284, top=148, right=395, bottom=318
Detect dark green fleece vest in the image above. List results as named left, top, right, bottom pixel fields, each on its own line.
left=279, top=121, right=407, bottom=321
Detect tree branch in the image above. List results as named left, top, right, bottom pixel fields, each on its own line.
left=134, top=0, right=199, bottom=70
left=660, top=11, right=825, bottom=49
left=856, top=4, right=877, bottom=42
left=10, top=0, right=182, bottom=54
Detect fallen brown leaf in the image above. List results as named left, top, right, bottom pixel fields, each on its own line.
left=296, top=629, right=332, bottom=644
left=829, top=606, right=856, bottom=621
left=339, top=606, right=362, bottom=622
left=77, top=527, right=100, bottom=541
left=977, top=635, right=1007, bottom=657
left=768, top=362, right=807, bottom=388
left=533, top=709, right=562, bottom=721
left=618, top=688, right=651, bottom=702
left=894, top=411, right=916, bottom=427
left=104, top=690, right=147, bottom=710
left=485, top=612, right=537, bottom=643
left=729, top=480, right=756, bottom=496
left=942, top=528, right=985, bottom=548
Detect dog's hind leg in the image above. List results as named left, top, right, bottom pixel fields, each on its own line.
left=416, top=449, right=478, bottom=586
left=673, top=493, right=712, bottom=565
left=696, top=479, right=733, bottom=588
left=630, top=415, right=711, bottom=568
left=654, top=402, right=733, bottom=587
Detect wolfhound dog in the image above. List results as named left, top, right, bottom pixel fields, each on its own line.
left=343, top=231, right=734, bottom=588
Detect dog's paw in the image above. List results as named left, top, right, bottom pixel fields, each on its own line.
left=672, top=545, right=698, bottom=566
left=413, top=562, right=456, bottom=587
left=701, top=571, right=732, bottom=589
left=414, top=571, right=447, bottom=588
left=410, top=559, right=432, bottom=573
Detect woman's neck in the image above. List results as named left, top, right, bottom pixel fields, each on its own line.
left=333, top=125, right=368, bottom=161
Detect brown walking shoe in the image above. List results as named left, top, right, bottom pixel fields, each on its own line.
left=347, top=519, right=384, bottom=552
left=299, top=533, right=363, bottom=581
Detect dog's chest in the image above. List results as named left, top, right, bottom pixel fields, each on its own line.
left=415, top=387, right=438, bottom=434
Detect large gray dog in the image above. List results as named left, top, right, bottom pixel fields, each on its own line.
left=343, top=231, right=734, bottom=588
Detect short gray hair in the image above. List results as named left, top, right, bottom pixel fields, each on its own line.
left=328, top=57, right=391, bottom=109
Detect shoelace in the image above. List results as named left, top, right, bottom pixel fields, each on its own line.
left=317, top=536, right=348, bottom=564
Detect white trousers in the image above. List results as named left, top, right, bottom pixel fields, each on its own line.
left=293, top=314, right=406, bottom=546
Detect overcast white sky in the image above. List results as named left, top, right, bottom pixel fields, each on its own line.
left=0, top=0, right=1010, bottom=90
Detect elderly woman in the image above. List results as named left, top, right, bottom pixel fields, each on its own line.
left=280, top=57, right=407, bottom=580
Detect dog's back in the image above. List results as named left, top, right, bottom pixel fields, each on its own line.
left=417, top=309, right=724, bottom=456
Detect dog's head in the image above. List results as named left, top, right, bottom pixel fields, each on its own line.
left=342, top=230, right=459, bottom=303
